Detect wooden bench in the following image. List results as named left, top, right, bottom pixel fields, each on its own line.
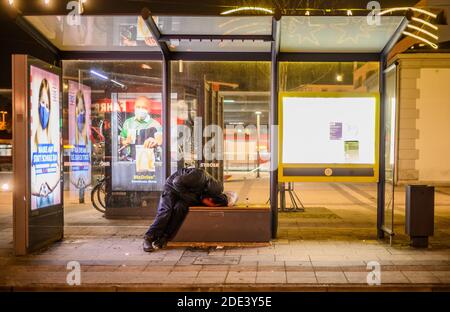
left=171, top=205, right=271, bottom=243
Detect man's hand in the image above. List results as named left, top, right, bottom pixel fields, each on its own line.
left=121, top=133, right=134, bottom=146
left=143, top=137, right=158, bottom=148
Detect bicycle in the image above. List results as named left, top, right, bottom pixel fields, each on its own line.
left=91, top=176, right=106, bottom=213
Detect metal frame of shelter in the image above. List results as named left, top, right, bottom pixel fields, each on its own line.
left=7, top=2, right=415, bottom=240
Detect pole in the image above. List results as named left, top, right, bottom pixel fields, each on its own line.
left=256, top=112, right=261, bottom=178
left=162, top=55, right=171, bottom=180
left=270, top=13, right=281, bottom=239
left=377, top=55, right=387, bottom=239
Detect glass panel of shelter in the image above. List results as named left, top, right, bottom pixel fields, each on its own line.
left=62, top=60, right=163, bottom=216
left=278, top=61, right=380, bottom=209
left=155, top=16, right=272, bottom=35
left=25, top=15, right=160, bottom=51
left=51, top=14, right=401, bottom=214
left=61, top=60, right=272, bottom=211
left=171, top=61, right=271, bottom=205
left=383, top=66, right=398, bottom=240
left=280, top=16, right=405, bottom=53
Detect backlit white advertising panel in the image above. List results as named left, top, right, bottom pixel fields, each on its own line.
left=30, top=65, right=61, bottom=210
left=279, top=93, right=379, bottom=182
left=282, top=97, right=376, bottom=164
left=68, top=81, right=92, bottom=192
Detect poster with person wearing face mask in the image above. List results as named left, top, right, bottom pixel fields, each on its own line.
left=112, top=94, right=163, bottom=191
left=29, top=65, right=61, bottom=210
left=68, top=81, right=92, bottom=194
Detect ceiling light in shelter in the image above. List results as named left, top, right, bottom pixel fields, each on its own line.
left=90, top=70, right=108, bottom=80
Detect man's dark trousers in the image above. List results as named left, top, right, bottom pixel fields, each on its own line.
left=145, top=190, right=190, bottom=240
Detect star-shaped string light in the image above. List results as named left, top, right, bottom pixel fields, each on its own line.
left=285, top=16, right=326, bottom=47
left=330, top=16, right=374, bottom=45
left=216, top=16, right=271, bottom=49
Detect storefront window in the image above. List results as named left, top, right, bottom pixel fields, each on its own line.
left=62, top=60, right=163, bottom=208
left=171, top=61, right=271, bottom=205
left=0, top=89, right=12, bottom=192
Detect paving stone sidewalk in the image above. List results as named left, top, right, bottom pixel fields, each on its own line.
left=1, top=235, right=449, bottom=291
left=0, top=183, right=449, bottom=291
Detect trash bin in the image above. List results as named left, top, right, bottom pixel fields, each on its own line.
left=405, top=185, right=434, bottom=248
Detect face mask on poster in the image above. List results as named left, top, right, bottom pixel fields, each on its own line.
left=135, top=108, right=148, bottom=121
left=39, top=101, right=50, bottom=129
left=77, top=111, right=85, bottom=132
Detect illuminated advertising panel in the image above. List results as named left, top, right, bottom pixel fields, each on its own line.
left=68, top=81, right=92, bottom=192
left=279, top=92, right=379, bottom=182
left=111, top=93, right=164, bottom=191
left=29, top=65, right=61, bottom=210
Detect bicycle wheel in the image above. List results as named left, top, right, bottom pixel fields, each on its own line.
left=97, top=180, right=106, bottom=209
left=91, top=183, right=106, bottom=213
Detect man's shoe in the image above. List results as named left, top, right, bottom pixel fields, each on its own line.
left=143, top=235, right=155, bottom=252
left=153, top=236, right=168, bottom=249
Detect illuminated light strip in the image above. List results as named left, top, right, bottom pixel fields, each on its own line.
left=407, top=24, right=438, bottom=40
left=403, top=31, right=438, bottom=49
left=378, top=7, right=437, bottom=18
left=221, top=6, right=274, bottom=15
left=90, top=70, right=108, bottom=80
left=411, top=17, right=438, bottom=30
left=111, top=79, right=125, bottom=88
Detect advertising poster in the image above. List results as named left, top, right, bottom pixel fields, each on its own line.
left=68, top=81, right=92, bottom=192
left=329, top=122, right=343, bottom=140
left=30, top=65, right=61, bottom=210
left=111, top=93, right=164, bottom=191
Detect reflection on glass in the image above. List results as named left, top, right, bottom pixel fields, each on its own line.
left=156, top=16, right=272, bottom=35
left=167, top=40, right=271, bottom=52
left=280, top=16, right=404, bottom=53
left=25, top=16, right=159, bottom=51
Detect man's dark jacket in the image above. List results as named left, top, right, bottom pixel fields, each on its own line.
left=145, top=168, right=223, bottom=240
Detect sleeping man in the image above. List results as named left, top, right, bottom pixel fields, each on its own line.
left=143, top=168, right=224, bottom=252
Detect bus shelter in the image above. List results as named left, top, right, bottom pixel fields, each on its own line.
left=7, top=0, right=436, bottom=254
